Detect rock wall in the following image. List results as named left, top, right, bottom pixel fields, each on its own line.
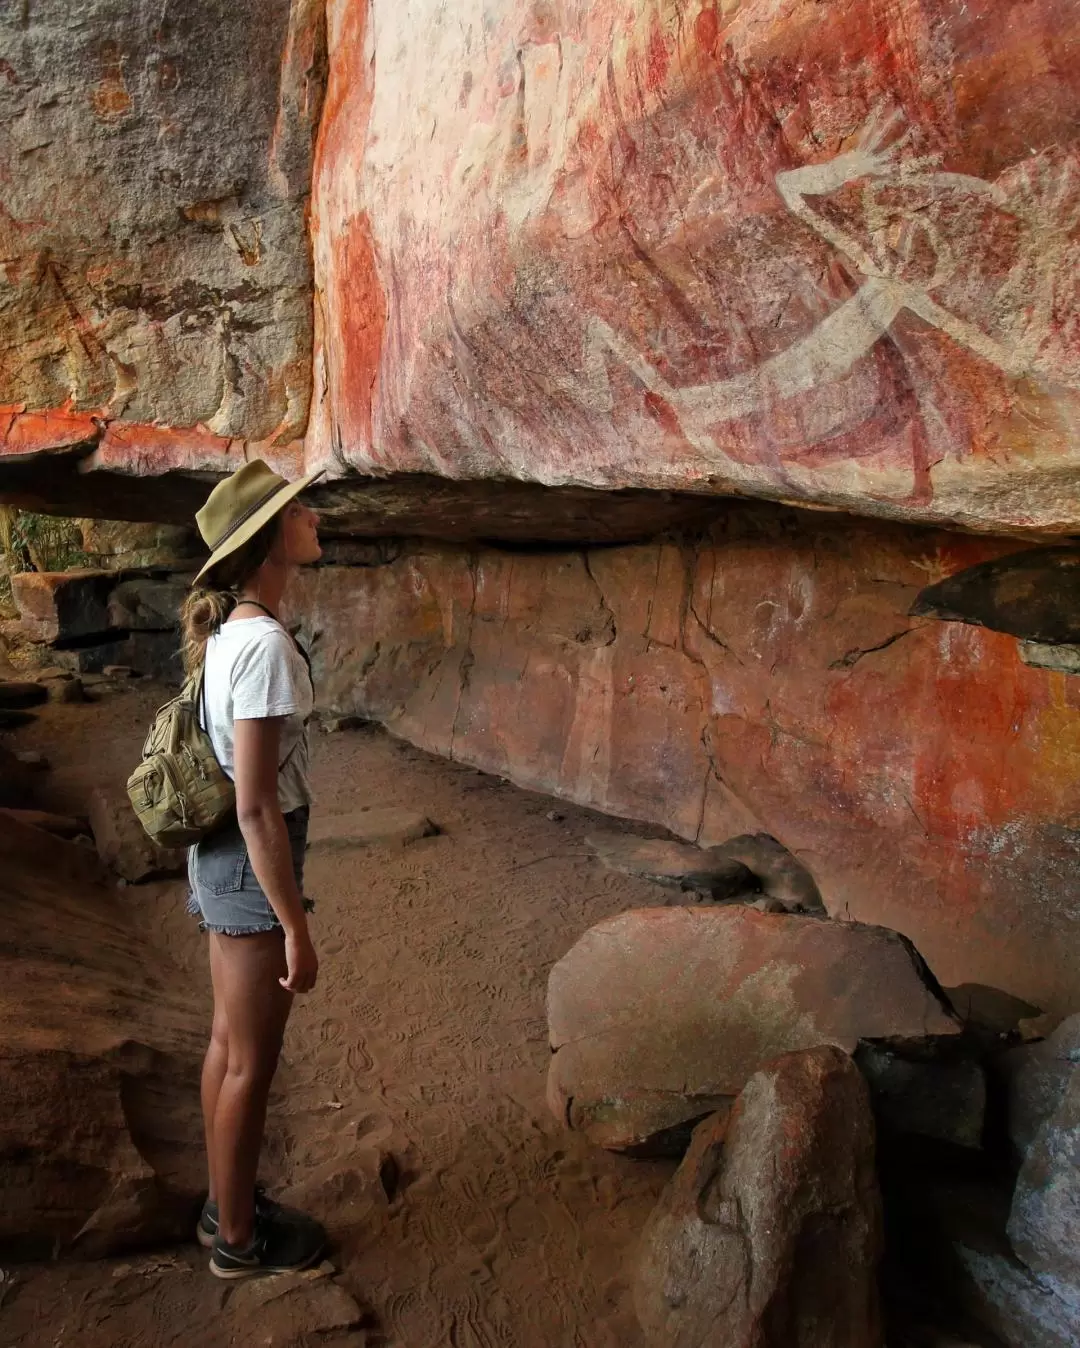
left=1, top=1, right=1079, bottom=539
left=309, top=0, right=1080, bottom=535
left=289, top=505, right=1080, bottom=1016
left=0, top=0, right=325, bottom=496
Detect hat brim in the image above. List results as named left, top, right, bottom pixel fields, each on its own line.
left=192, top=468, right=325, bottom=586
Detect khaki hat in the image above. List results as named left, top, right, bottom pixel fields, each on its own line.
left=193, top=459, right=324, bottom=585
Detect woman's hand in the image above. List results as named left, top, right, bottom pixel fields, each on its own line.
left=280, top=927, right=319, bottom=994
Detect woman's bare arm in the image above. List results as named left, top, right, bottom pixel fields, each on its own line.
left=233, top=715, right=318, bottom=992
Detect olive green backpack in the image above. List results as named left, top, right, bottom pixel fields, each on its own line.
left=127, top=672, right=235, bottom=848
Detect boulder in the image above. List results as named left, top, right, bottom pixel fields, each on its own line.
left=0, top=811, right=206, bottom=1257
left=10, top=570, right=116, bottom=644
left=107, top=577, right=189, bottom=632
left=89, top=786, right=187, bottom=883
left=1008, top=1070, right=1080, bottom=1285
left=634, top=1046, right=883, bottom=1348
left=954, top=1244, right=1080, bottom=1348
left=1000, top=1015, right=1080, bottom=1158
left=854, top=1046, right=986, bottom=1150
left=547, top=906, right=959, bottom=1151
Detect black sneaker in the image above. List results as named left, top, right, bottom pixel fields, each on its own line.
left=209, top=1210, right=325, bottom=1280
left=197, top=1186, right=312, bottom=1248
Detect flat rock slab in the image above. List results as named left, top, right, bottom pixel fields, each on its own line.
left=635, top=1046, right=882, bottom=1348
left=586, top=834, right=755, bottom=898
left=547, top=906, right=959, bottom=1151
left=307, top=808, right=438, bottom=850
left=0, top=809, right=90, bottom=840
left=586, top=831, right=824, bottom=911
left=0, top=681, right=48, bottom=710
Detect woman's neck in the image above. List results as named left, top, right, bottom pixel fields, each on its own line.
left=235, top=563, right=288, bottom=619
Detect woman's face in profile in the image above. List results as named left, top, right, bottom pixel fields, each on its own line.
left=278, top=500, right=322, bottom=567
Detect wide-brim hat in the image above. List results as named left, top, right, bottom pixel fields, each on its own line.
left=192, top=459, right=325, bottom=585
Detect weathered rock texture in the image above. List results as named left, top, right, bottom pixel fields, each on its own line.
left=0, top=812, right=206, bottom=1257
left=634, top=1047, right=883, bottom=1348
left=546, top=905, right=957, bottom=1151
left=1, top=1, right=1079, bottom=541
left=285, top=505, right=1080, bottom=1016
left=1001, top=1015, right=1080, bottom=1159
left=304, top=0, right=1080, bottom=536
left=0, top=0, right=324, bottom=460
left=1008, top=1068, right=1080, bottom=1288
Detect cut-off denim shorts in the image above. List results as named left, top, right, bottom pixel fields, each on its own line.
left=187, top=806, right=314, bottom=936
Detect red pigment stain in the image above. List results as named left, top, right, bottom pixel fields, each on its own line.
left=645, top=23, right=670, bottom=92
left=695, top=3, right=719, bottom=58
left=330, top=211, right=387, bottom=453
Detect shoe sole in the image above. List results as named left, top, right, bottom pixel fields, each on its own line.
left=208, top=1239, right=324, bottom=1281
left=197, top=1225, right=215, bottom=1250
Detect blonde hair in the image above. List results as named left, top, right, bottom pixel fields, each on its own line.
left=180, top=518, right=281, bottom=676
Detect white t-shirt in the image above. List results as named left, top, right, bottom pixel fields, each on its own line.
left=200, top=616, right=313, bottom=814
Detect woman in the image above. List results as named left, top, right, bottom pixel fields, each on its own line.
left=180, top=459, right=325, bottom=1279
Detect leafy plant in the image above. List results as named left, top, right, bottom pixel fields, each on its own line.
left=0, top=507, right=88, bottom=612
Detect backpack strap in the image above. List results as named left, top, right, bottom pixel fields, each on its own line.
left=230, top=598, right=314, bottom=691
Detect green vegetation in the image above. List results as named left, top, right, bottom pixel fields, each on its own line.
left=0, top=507, right=87, bottom=613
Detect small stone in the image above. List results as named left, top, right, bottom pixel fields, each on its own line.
left=546, top=810, right=564, bottom=822
left=102, top=665, right=134, bottom=679
left=225, top=1263, right=364, bottom=1346
left=320, top=713, right=369, bottom=734
left=48, top=676, right=86, bottom=704
left=308, top=808, right=439, bottom=850
left=14, top=751, right=50, bottom=770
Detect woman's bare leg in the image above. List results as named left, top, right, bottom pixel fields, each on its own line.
left=209, top=929, right=294, bottom=1246
left=200, top=938, right=231, bottom=1204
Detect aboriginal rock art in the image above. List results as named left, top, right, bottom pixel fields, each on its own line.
left=565, top=111, right=1080, bottom=491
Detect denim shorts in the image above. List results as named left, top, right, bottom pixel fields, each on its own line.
left=186, top=807, right=314, bottom=936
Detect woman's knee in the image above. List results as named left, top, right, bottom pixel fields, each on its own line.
left=224, top=1040, right=283, bottom=1092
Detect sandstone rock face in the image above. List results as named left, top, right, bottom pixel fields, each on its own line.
left=1, top=2, right=1078, bottom=541
left=10, top=568, right=183, bottom=679
left=308, top=0, right=1080, bottom=536
left=634, top=1047, right=882, bottom=1348
left=546, top=906, right=958, bottom=1151
left=0, top=0, right=323, bottom=456
left=0, top=812, right=206, bottom=1257
left=287, top=505, right=1080, bottom=1016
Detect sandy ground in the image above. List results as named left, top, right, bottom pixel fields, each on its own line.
left=1, top=682, right=677, bottom=1347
